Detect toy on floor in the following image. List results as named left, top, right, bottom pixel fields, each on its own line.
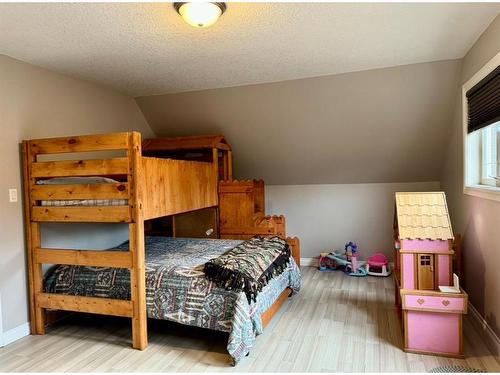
left=344, top=241, right=358, bottom=261
left=366, top=252, right=391, bottom=277
left=318, top=253, right=338, bottom=270
left=318, top=242, right=368, bottom=277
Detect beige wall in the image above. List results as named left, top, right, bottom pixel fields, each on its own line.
left=0, top=55, right=154, bottom=332
left=441, top=14, right=500, bottom=340
left=136, top=60, right=461, bottom=185
left=266, top=182, right=440, bottom=259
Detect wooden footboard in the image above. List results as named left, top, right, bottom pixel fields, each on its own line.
left=261, top=288, right=293, bottom=328
left=260, top=237, right=300, bottom=328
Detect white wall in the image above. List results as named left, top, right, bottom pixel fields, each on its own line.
left=265, top=181, right=440, bottom=259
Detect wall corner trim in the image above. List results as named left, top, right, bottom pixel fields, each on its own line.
left=467, top=302, right=500, bottom=362
left=0, top=322, right=30, bottom=348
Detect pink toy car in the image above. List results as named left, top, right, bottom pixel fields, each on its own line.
left=366, top=253, right=391, bottom=277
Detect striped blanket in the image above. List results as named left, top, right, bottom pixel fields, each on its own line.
left=204, top=237, right=291, bottom=303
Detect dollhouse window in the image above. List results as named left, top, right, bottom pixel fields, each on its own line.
left=420, top=255, right=431, bottom=266
left=463, top=53, right=500, bottom=202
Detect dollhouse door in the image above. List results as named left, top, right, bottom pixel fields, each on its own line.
left=417, top=254, right=435, bottom=290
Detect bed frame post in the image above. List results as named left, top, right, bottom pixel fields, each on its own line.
left=227, top=151, right=233, bottom=180
left=212, top=147, right=221, bottom=237
left=222, top=150, right=233, bottom=180
left=22, top=141, right=46, bottom=334
left=211, top=147, right=219, bottom=180
left=285, top=237, right=301, bottom=267
left=128, top=132, right=148, bottom=350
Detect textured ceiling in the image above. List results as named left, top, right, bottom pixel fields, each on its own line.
left=0, top=3, right=498, bottom=96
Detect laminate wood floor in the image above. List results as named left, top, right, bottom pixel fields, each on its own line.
left=1, top=267, right=499, bottom=372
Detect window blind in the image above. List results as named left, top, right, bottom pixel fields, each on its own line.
left=466, top=64, right=500, bottom=133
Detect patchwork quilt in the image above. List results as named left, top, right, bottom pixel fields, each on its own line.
left=44, top=236, right=301, bottom=363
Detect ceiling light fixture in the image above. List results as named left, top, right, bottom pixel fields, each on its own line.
left=174, top=2, right=226, bottom=28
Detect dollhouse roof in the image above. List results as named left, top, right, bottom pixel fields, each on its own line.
left=395, top=192, right=454, bottom=240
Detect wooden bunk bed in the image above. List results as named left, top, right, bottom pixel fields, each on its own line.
left=22, top=131, right=301, bottom=356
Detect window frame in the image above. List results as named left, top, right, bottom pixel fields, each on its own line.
left=462, top=50, right=500, bottom=202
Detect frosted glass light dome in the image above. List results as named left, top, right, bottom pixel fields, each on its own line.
left=175, top=2, right=226, bottom=28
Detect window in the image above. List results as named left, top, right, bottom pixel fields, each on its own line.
left=481, top=122, right=500, bottom=187
left=420, top=255, right=431, bottom=266
left=463, top=51, right=500, bottom=201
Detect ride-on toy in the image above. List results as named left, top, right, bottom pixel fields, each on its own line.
left=318, top=242, right=368, bottom=277
left=366, top=253, right=391, bottom=277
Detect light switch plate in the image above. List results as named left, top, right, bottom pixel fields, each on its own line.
left=9, top=188, right=18, bottom=203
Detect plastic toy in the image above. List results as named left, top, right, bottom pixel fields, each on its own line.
left=318, top=242, right=368, bottom=277
left=344, top=241, right=358, bottom=261
left=318, top=253, right=338, bottom=270
left=366, top=252, right=391, bottom=277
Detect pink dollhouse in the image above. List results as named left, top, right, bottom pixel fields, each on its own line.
left=394, top=192, right=468, bottom=358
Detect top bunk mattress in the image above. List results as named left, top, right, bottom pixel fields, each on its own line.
left=37, top=176, right=128, bottom=206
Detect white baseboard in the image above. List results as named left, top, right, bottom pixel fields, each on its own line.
left=467, top=302, right=500, bottom=359
left=300, top=257, right=318, bottom=267
left=0, top=322, right=30, bottom=347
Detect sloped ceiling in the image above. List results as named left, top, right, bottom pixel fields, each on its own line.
left=136, top=60, right=462, bottom=185
left=0, top=3, right=497, bottom=96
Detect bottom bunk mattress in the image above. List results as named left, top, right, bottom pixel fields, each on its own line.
left=44, top=236, right=301, bottom=363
